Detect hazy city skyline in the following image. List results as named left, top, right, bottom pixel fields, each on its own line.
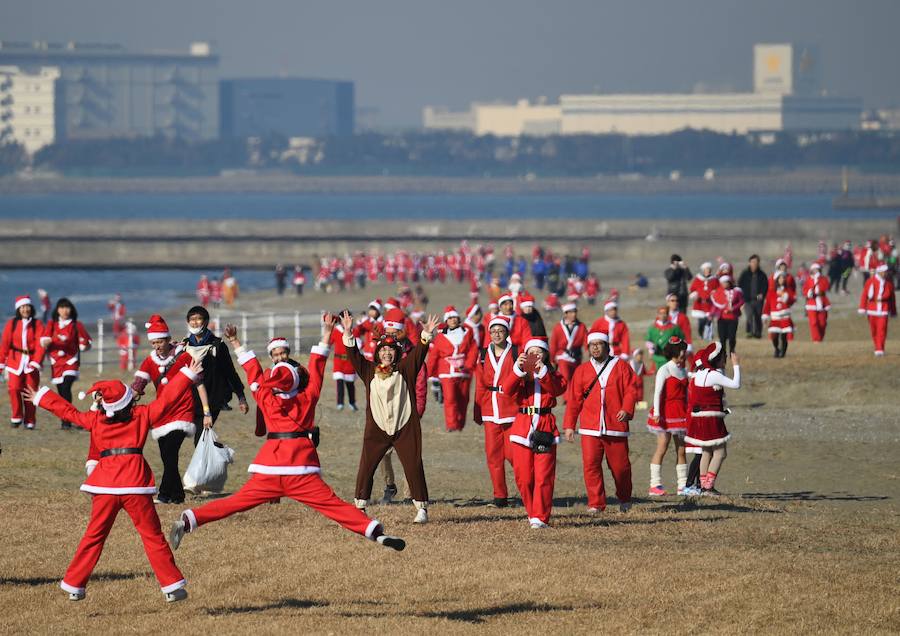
left=5, top=0, right=900, bottom=128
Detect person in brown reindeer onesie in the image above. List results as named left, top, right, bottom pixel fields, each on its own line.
left=340, top=310, right=438, bottom=524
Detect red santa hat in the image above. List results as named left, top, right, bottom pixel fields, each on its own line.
left=144, top=314, right=170, bottom=340
left=488, top=316, right=511, bottom=331
left=562, top=302, right=577, bottom=313
left=519, top=294, right=535, bottom=308
left=368, top=298, right=383, bottom=313
left=82, top=380, right=134, bottom=418
left=775, top=258, right=786, bottom=269
left=465, top=303, right=481, bottom=319
left=603, top=296, right=619, bottom=312
left=442, top=305, right=460, bottom=321
left=587, top=331, right=609, bottom=344
left=498, top=294, right=514, bottom=306
left=384, top=297, right=400, bottom=310
left=718, top=262, right=732, bottom=273
left=523, top=336, right=549, bottom=352
left=487, top=301, right=499, bottom=311
left=267, top=336, right=290, bottom=354
left=263, top=362, right=301, bottom=396
left=14, top=295, right=32, bottom=310
left=875, top=263, right=889, bottom=274
left=383, top=308, right=407, bottom=332
left=809, top=262, right=822, bottom=272
left=719, top=274, right=732, bottom=284
left=695, top=341, right=723, bottom=370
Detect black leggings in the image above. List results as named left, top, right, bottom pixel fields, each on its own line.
left=336, top=379, right=356, bottom=406
left=687, top=454, right=702, bottom=488
left=772, top=333, right=789, bottom=356
left=717, top=319, right=738, bottom=356
left=57, top=376, right=76, bottom=426
left=157, top=431, right=186, bottom=502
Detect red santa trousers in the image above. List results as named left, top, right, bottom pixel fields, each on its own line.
left=580, top=435, right=632, bottom=510
left=868, top=315, right=889, bottom=353
left=483, top=422, right=513, bottom=499
left=807, top=311, right=828, bottom=342
left=61, top=494, right=184, bottom=594
left=510, top=443, right=556, bottom=524
left=7, top=370, right=39, bottom=424
left=440, top=377, right=470, bottom=431
left=187, top=473, right=376, bottom=538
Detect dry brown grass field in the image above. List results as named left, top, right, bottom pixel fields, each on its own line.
left=1, top=244, right=898, bottom=634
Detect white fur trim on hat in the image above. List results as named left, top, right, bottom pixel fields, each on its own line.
left=271, top=361, right=300, bottom=396
left=809, top=263, right=822, bottom=271
left=102, top=383, right=134, bottom=417
left=146, top=330, right=169, bottom=340
left=466, top=304, right=481, bottom=318
left=562, top=303, right=577, bottom=313
left=718, top=275, right=732, bottom=283
left=383, top=321, right=404, bottom=331
left=488, top=317, right=510, bottom=331
left=587, top=332, right=609, bottom=344
left=524, top=339, right=549, bottom=352
left=700, top=261, right=712, bottom=271
left=604, top=301, right=618, bottom=311
left=443, top=309, right=460, bottom=321
left=15, top=296, right=32, bottom=310
left=498, top=294, right=514, bottom=305
left=875, top=263, right=888, bottom=273
left=368, top=300, right=382, bottom=311
left=267, top=338, right=290, bottom=354
left=519, top=299, right=534, bottom=308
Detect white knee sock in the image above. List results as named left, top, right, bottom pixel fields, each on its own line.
left=650, top=463, right=662, bottom=488
left=676, top=463, right=687, bottom=491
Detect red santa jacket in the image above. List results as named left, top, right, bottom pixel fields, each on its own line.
left=464, top=318, right=485, bottom=350
left=689, top=274, right=719, bottom=319
left=859, top=275, right=897, bottom=317
left=762, top=287, right=796, bottom=326
left=588, top=316, right=631, bottom=360
left=501, top=362, right=567, bottom=448
left=803, top=273, right=831, bottom=312
left=330, top=325, right=357, bottom=380
left=33, top=366, right=198, bottom=494
left=563, top=356, right=638, bottom=438
left=549, top=320, right=586, bottom=365
left=474, top=343, right=519, bottom=425
left=41, top=319, right=92, bottom=383
left=711, top=287, right=745, bottom=320
left=0, top=317, right=45, bottom=376
left=428, top=326, right=477, bottom=379
left=237, top=343, right=330, bottom=474
left=668, top=310, right=693, bottom=350
left=132, top=346, right=197, bottom=439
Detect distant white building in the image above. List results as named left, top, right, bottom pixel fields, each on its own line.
left=0, top=65, right=60, bottom=153
left=423, top=43, right=862, bottom=137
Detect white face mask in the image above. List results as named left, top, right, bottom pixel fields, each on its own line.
left=188, top=325, right=206, bottom=336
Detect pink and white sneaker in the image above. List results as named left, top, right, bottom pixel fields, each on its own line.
left=648, top=485, right=667, bottom=497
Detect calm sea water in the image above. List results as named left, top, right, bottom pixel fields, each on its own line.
left=1, top=192, right=897, bottom=221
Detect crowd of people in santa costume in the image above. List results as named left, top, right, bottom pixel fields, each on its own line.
left=1, top=233, right=895, bottom=603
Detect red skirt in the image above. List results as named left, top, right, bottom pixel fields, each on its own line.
left=684, top=414, right=730, bottom=447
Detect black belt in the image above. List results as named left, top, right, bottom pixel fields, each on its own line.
left=100, top=447, right=143, bottom=458
left=11, top=347, right=34, bottom=354
left=488, top=386, right=501, bottom=392
left=267, top=428, right=318, bottom=440
left=519, top=407, right=552, bottom=415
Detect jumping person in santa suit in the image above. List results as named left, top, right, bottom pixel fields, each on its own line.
left=646, top=337, right=689, bottom=496
left=132, top=315, right=211, bottom=505
left=428, top=305, right=478, bottom=432
left=344, top=311, right=439, bottom=524
left=473, top=316, right=519, bottom=508
left=40, top=297, right=92, bottom=430
left=684, top=342, right=741, bottom=496
left=549, top=302, right=585, bottom=384
left=563, top=332, right=639, bottom=513
left=24, top=356, right=203, bottom=602
left=803, top=262, right=831, bottom=343
left=589, top=297, right=631, bottom=361
left=169, top=315, right=406, bottom=556
left=689, top=262, right=719, bottom=341
left=858, top=263, right=897, bottom=356
left=0, top=295, right=46, bottom=430
left=501, top=337, right=567, bottom=528
left=762, top=271, right=796, bottom=358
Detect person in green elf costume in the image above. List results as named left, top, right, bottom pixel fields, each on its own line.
left=646, top=306, right=685, bottom=369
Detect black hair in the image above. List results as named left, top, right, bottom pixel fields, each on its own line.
left=749, top=254, right=760, bottom=262
left=107, top=402, right=136, bottom=423
left=663, top=338, right=688, bottom=361
left=671, top=254, right=682, bottom=263
left=51, top=297, right=78, bottom=322
left=186, top=305, right=210, bottom=323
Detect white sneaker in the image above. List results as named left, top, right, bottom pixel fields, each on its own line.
left=336, top=404, right=344, bottom=411
left=586, top=506, right=601, bottom=514
left=68, top=591, right=85, bottom=601
left=413, top=508, right=428, bottom=524
left=164, top=588, right=188, bottom=603
left=169, top=520, right=186, bottom=550
left=619, top=502, right=632, bottom=513
left=529, top=519, right=549, bottom=529
left=25, top=422, right=35, bottom=430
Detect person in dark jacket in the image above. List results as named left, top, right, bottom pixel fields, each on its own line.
left=738, top=255, right=768, bottom=339
left=182, top=306, right=248, bottom=445
left=664, top=254, right=692, bottom=311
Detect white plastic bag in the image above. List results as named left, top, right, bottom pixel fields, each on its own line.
left=183, top=429, right=235, bottom=494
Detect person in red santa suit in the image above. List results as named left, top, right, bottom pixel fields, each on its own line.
left=646, top=337, right=689, bottom=496
left=40, top=297, right=92, bottom=429
left=684, top=342, right=741, bottom=496
left=496, top=293, right=522, bottom=346
left=329, top=312, right=359, bottom=412
left=803, top=262, right=831, bottom=342
left=859, top=263, right=896, bottom=356
left=169, top=316, right=407, bottom=558
left=108, top=293, right=126, bottom=335
left=769, top=258, right=796, bottom=292
left=464, top=303, right=485, bottom=350
left=689, top=262, right=719, bottom=342
left=762, top=270, right=796, bottom=358
left=132, top=315, right=210, bottom=504
left=711, top=275, right=744, bottom=356
left=196, top=275, right=211, bottom=307
left=628, top=348, right=653, bottom=405
left=516, top=293, right=547, bottom=346
left=473, top=317, right=518, bottom=507
left=501, top=338, right=567, bottom=528
left=563, top=332, right=638, bottom=513
left=585, top=273, right=601, bottom=306
left=589, top=297, right=631, bottom=361
left=354, top=298, right=384, bottom=361
left=549, top=302, right=585, bottom=384
left=0, top=295, right=46, bottom=429
left=428, top=306, right=478, bottom=432
left=25, top=357, right=202, bottom=602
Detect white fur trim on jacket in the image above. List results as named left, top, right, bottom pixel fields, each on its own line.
left=237, top=350, right=256, bottom=366
left=683, top=434, right=732, bottom=447
left=134, top=370, right=152, bottom=381
left=577, top=428, right=630, bottom=438
left=179, top=366, right=200, bottom=382
left=160, top=579, right=187, bottom=593
left=365, top=519, right=381, bottom=539
left=311, top=344, right=330, bottom=357
left=247, top=464, right=322, bottom=475
left=80, top=485, right=157, bottom=495
left=32, top=386, right=51, bottom=406
left=151, top=420, right=197, bottom=440
left=60, top=581, right=85, bottom=595
left=332, top=372, right=357, bottom=382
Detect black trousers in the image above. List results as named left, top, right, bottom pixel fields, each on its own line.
left=336, top=380, right=356, bottom=406
left=157, top=430, right=186, bottom=502
left=718, top=319, right=738, bottom=356
left=56, top=376, right=76, bottom=427
left=745, top=300, right=764, bottom=338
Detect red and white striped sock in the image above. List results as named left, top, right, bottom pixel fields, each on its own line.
left=705, top=471, right=717, bottom=489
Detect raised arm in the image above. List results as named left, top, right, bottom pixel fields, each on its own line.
left=147, top=359, right=202, bottom=424
left=28, top=385, right=97, bottom=430
left=341, top=311, right=374, bottom=379
left=406, top=314, right=439, bottom=375
left=306, top=312, right=335, bottom=400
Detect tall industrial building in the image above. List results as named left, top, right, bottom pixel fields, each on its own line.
left=0, top=40, right=219, bottom=142
left=424, top=43, right=862, bottom=136
left=219, top=78, right=354, bottom=138
left=0, top=65, right=60, bottom=153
